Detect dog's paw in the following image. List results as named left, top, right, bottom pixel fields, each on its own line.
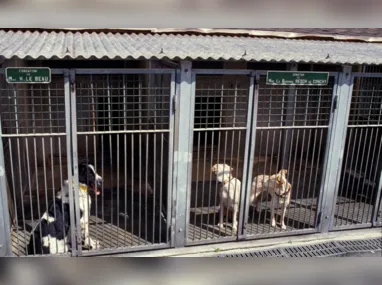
left=90, top=239, right=100, bottom=249
left=84, top=238, right=100, bottom=250
left=217, top=223, right=225, bottom=230
left=232, top=226, right=238, bottom=233
left=271, top=219, right=276, bottom=228
left=281, top=224, right=287, bottom=230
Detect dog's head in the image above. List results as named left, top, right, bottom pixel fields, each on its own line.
left=276, top=169, right=288, bottom=184
left=211, top=163, right=234, bottom=184
left=78, top=161, right=103, bottom=195
left=275, top=169, right=291, bottom=196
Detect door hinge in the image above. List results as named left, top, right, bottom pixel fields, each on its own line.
left=332, top=95, right=338, bottom=112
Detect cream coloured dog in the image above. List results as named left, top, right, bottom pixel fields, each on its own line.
left=211, top=163, right=242, bottom=232
left=252, top=169, right=292, bottom=230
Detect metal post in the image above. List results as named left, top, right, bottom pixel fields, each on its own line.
left=69, top=70, right=82, bottom=255
left=280, top=63, right=298, bottom=170
left=64, top=70, right=77, bottom=256
left=372, top=161, right=382, bottom=226
left=319, top=65, right=353, bottom=233
left=239, top=72, right=256, bottom=238
left=173, top=61, right=193, bottom=247
left=0, top=116, right=12, bottom=256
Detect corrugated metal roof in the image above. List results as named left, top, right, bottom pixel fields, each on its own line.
left=1, top=30, right=382, bottom=64
left=7, top=28, right=382, bottom=43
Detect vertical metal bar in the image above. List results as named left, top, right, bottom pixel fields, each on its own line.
left=152, top=133, right=157, bottom=244
left=314, top=75, right=338, bottom=230
left=372, top=132, right=382, bottom=225
left=64, top=71, right=77, bottom=256
left=58, top=137, right=67, bottom=253
left=175, top=61, right=193, bottom=247
left=8, top=139, right=20, bottom=255
left=145, top=133, right=149, bottom=243
left=167, top=71, right=176, bottom=244
left=222, top=131, right=229, bottom=236
left=193, top=131, right=201, bottom=241
left=239, top=72, right=256, bottom=238
left=106, top=75, right=114, bottom=246
left=25, top=137, right=36, bottom=255
left=346, top=128, right=363, bottom=224
left=351, top=128, right=369, bottom=224
left=0, top=117, right=12, bottom=256
left=69, top=70, right=82, bottom=256
left=200, top=128, right=208, bottom=239
left=160, top=132, right=164, bottom=243
left=281, top=64, right=298, bottom=169
left=130, top=134, right=134, bottom=246
left=90, top=76, right=99, bottom=248
left=355, top=127, right=372, bottom=223
left=319, top=66, right=353, bottom=233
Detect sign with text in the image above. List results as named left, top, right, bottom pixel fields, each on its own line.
left=5, top=67, right=51, bottom=84
left=266, top=71, right=329, bottom=86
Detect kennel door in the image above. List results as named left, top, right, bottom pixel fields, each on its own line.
left=332, top=74, right=382, bottom=230
left=185, top=70, right=255, bottom=245
left=71, top=69, right=175, bottom=256
left=242, top=71, right=339, bottom=239
left=0, top=69, right=76, bottom=256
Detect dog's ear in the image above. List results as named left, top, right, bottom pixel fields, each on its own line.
left=211, top=165, right=216, bottom=172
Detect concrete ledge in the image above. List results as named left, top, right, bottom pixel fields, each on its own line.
left=107, top=228, right=382, bottom=257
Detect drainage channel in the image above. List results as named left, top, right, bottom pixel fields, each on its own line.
left=216, top=237, right=382, bottom=257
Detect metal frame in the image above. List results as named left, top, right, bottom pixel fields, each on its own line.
left=0, top=65, right=381, bottom=256
left=0, top=69, right=75, bottom=256
left=240, top=70, right=340, bottom=239
left=70, top=68, right=176, bottom=255
left=184, top=69, right=254, bottom=246
left=329, top=71, right=382, bottom=231
left=319, top=66, right=353, bottom=232
left=0, top=115, right=12, bottom=256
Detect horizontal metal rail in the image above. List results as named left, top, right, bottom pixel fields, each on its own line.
left=75, top=69, right=175, bottom=75
left=76, top=129, right=170, bottom=135
left=1, top=133, right=67, bottom=137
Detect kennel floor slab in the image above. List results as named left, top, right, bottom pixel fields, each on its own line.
left=187, top=196, right=374, bottom=243
left=11, top=215, right=149, bottom=257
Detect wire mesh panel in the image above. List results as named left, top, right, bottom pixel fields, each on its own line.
left=333, top=75, right=382, bottom=229
left=73, top=71, right=174, bottom=255
left=0, top=70, right=74, bottom=256
left=244, top=74, right=336, bottom=237
left=187, top=72, right=253, bottom=244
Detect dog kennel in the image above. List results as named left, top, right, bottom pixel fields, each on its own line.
left=0, top=29, right=381, bottom=257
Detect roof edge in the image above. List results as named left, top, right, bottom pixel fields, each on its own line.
left=2, top=28, right=382, bottom=43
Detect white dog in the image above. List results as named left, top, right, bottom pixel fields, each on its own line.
left=252, top=169, right=292, bottom=230
left=211, top=163, right=242, bottom=232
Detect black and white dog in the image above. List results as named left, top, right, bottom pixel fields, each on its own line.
left=27, top=161, right=103, bottom=255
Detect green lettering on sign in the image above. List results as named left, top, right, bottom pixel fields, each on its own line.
left=5, top=67, right=51, bottom=84
left=266, top=71, right=329, bottom=86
